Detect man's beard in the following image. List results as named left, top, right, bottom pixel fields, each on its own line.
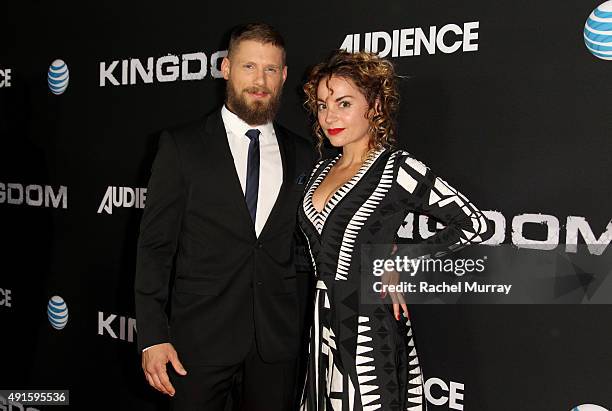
left=226, top=82, right=282, bottom=126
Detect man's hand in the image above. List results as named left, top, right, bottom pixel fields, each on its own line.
left=142, top=343, right=187, bottom=396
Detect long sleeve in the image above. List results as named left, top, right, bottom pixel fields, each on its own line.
left=393, top=151, right=493, bottom=258
left=134, top=131, right=186, bottom=352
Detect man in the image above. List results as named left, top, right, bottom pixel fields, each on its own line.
left=134, top=23, right=315, bottom=411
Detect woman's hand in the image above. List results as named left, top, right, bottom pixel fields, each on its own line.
left=380, top=268, right=410, bottom=321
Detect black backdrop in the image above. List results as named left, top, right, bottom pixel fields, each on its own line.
left=1, top=1, right=611, bottom=410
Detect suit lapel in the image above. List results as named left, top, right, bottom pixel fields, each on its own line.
left=203, top=110, right=256, bottom=239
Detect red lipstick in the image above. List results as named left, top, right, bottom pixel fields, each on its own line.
left=328, top=128, right=345, bottom=136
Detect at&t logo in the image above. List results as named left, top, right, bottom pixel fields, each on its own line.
left=584, top=1, right=612, bottom=60
left=47, top=59, right=69, bottom=95
left=47, top=296, right=69, bottom=330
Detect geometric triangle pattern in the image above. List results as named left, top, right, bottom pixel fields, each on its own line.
left=397, top=151, right=492, bottom=256
left=404, top=317, right=425, bottom=411
left=336, top=151, right=397, bottom=281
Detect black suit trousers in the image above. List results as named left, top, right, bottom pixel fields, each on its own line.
left=170, top=341, right=299, bottom=411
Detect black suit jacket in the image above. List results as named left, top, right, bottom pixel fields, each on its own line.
left=135, top=109, right=315, bottom=365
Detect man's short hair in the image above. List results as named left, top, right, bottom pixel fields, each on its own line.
left=228, top=23, right=286, bottom=63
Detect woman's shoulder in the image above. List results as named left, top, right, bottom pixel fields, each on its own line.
left=389, top=149, right=430, bottom=176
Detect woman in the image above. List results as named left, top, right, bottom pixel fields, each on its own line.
left=298, top=50, right=492, bottom=411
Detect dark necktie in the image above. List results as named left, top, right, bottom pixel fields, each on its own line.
left=244, top=129, right=261, bottom=224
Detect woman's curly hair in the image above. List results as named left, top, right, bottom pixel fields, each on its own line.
left=303, top=50, right=400, bottom=155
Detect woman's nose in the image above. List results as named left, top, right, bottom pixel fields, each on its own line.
left=324, top=108, right=337, bottom=124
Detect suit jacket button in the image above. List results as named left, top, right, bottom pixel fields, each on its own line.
left=257, top=242, right=263, bottom=248
left=256, top=281, right=263, bottom=286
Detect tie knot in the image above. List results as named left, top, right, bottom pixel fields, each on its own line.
left=245, top=129, right=261, bottom=141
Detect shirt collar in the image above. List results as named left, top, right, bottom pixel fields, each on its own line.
left=221, top=104, right=275, bottom=141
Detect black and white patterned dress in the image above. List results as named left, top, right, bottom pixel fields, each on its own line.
left=298, top=148, right=491, bottom=411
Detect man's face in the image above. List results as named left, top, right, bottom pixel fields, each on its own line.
left=222, top=40, right=287, bottom=126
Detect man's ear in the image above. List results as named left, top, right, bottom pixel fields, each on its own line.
left=282, top=65, right=288, bottom=84
left=221, top=57, right=230, bottom=80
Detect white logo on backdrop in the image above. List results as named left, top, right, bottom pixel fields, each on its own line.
left=425, top=377, right=464, bottom=410
left=0, top=288, right=12, bottom=308
left=99, top=50, right=227, bottom=87
left=340, top=22, right=479, bottom=57
left=98, top=311, right=137, bottom=342
left=0, top=68, right=12, bottom=88
left=0, top=183, right=68, bottom=209
left=399, top=211, right=612, bottom=256
left=97, top=186, right=147, bottom=214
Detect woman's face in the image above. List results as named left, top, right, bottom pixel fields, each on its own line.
left=316, top=76, right=372, bottom=150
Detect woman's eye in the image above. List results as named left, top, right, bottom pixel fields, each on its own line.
left=317, top=103, right=326, bottom=111
left=244, top=64, right=254, bottom=69
left=339, top=101, right=351, bottom=108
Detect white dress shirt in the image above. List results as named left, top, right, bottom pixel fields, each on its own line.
left=142, top=107, right=284, bottom=353
left=221, top=105, right=283, bottom=237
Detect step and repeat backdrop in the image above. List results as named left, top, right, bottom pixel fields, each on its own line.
left=1, top=1, right=611, bottom=410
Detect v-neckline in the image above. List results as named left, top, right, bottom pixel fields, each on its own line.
left=311, top=154, right=343, bottom=214
left=303, top=148, right=385, bottom=235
